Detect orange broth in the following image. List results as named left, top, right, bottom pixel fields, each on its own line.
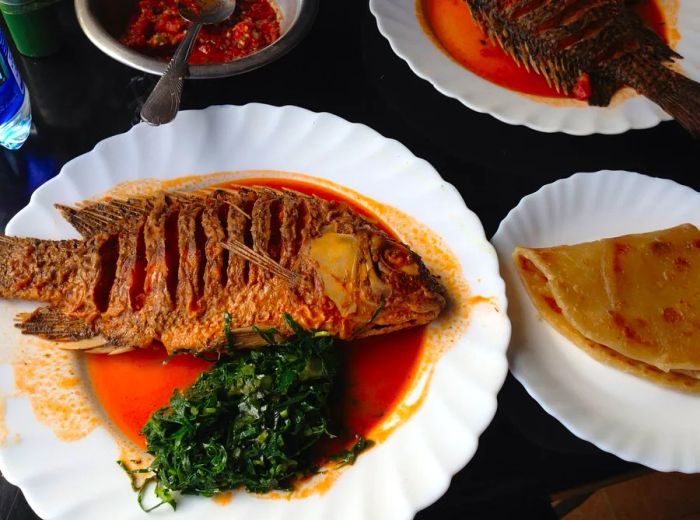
left=421, top=0, right=668, bottom=99
left=87, top=178, right=425, bottom=453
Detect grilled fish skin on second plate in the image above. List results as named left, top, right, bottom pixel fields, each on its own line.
left=465, top=0, right=700, bottom=136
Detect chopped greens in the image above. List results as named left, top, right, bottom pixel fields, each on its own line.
left=329, top=435, right=375, bottom=468
left=135, top=314, right=373, bottom=510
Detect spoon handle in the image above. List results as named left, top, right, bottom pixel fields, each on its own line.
left=140, top=23, right=202, bottom=126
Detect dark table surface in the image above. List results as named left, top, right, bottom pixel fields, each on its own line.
left=1, top=1, right=699, bottom=519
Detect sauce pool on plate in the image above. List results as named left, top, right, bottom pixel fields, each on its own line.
left=87, top=178, right=426, bottom=451
left=421, top=0, right=668, bottom=99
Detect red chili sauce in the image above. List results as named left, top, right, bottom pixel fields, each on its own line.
left=422, top=0, right=668, bottom=99
left=121, top=0, right=281, bottom=64
left=87, top=179, right=425, bottom=452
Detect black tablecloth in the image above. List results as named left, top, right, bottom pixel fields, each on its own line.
left=1, top=2, right=698, bottom=518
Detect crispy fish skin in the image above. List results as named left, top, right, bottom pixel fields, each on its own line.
left=465, top=0, right=700, bottom=136
left=0, top=187, right=446, bottom=354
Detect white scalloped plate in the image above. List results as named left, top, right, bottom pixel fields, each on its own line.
left=0, top=104, right=510, bottom=519
left=492, top=170, right=700, bottom=472
left=370, top=0, right=700, bottom=135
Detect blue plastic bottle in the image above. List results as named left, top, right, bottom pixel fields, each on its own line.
left=0, top=28, right=29, bottom=150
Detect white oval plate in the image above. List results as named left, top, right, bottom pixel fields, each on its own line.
left=0, top=104, right=510, bottom=519
left=492, top=170, right=700, bottom=472
left=370, top=0, right=700, bottom=135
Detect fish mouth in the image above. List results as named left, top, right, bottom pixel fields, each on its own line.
left=358, top=319, right=423, bottom=338
left=358, top=304, right=443, bottom=338
left=359, top=289, right=446, bottom=338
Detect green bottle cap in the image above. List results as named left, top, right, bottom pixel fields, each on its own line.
left=0, top=0, right=61, bottom=57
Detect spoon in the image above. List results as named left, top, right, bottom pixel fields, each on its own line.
left=140, top=0, right=237, bottom=126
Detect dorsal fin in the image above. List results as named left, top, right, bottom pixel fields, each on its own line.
left=55, top=197, right=155, bottom=237
left=281, top=187, right=312, bottom=199
left=208, top=188, right=252, bottom=219
left=221, top=238, right=299, bottom=285
left=57, top=189, right=255, bottom=238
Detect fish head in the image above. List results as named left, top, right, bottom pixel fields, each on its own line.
left=364, top=233, right=447, bottom=333
left=304, top=228, right=446, bottom=337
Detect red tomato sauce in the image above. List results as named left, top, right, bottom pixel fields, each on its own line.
left=330, top=327, right=425, bottom=451
left=87, top=179, right=425, bottom=452
left=422, top=0, right=668, bottom=99
left=121, top=0, right=281, bottom=64
left=87, top=348, right=211, bottom=448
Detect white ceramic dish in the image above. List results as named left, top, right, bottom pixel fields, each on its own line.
left=370, top=0, right=700, bottom=135
left=492, top=170, right=700, bottom=472
left=0, top=104, right=510, bottom=519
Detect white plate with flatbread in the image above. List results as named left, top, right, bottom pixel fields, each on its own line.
left=492, top=170, right=700, bottom=472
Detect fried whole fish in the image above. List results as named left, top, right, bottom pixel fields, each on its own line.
left=0, top=186, right=446, bottom=354
left=465, top=0, right=700, bottom=136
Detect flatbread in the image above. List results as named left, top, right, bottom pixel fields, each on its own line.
left=514, top=224, right=700, bottom=393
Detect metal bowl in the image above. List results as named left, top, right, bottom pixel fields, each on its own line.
left=74, top=0, right=318, bottom=78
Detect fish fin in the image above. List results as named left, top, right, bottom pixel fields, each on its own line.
left=56, top=197, right=152, bottom=237
left=218, top=326, right=286, bottom=349
left=16, top=311, right=133, bottom=354
left=51, top=342, right=131, bottom=354
left=97, top=345, right=135, bottom=355
left=221, top=239, right=300, bottom=285
left=281, top=188, right=312, bottom=199
left=588, top=72, right=617, bottom=106
left=228, top=326, right=279, bottom=348
left=649, top=71, right=700, bottom=138
left=15, top=306, right=96, bottom=341
left=253, top=185, right=286, bottom=197
left=55, top=338, right=133, bottom=354
left=167, top=190, right=206, bottom=202
left=213, top=189, right=252, bottom=219
left=210, top=186, right=253, bottom=220
left=55, top=338, right=111, bottom=350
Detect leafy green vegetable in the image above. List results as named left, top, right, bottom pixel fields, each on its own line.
left=223, top=311, right=235, bottom=352
left=368, top=298, right=385, bottom=325
left=138, top=314, right=370, bottom=510
left=329, top=435, right=375, bottom=468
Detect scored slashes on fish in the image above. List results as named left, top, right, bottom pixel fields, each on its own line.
left=0, top=187, right=446, bottom=354
left=465, top=0, right=700, bottom=136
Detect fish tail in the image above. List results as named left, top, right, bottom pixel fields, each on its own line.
left=648, top=72, right=700, bottom=138
left=625, top=60, right=700, bottom=138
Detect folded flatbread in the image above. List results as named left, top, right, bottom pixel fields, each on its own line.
left=514, top=224, right=700, bottom=393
